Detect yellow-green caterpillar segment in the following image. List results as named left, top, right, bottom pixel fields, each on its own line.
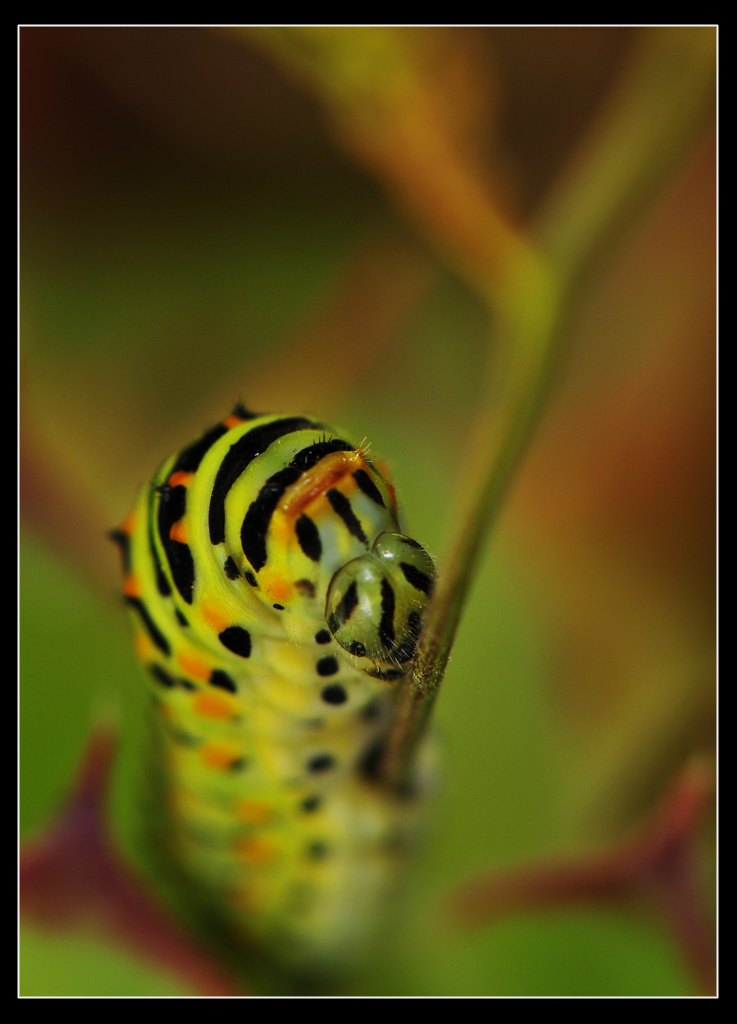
left=113, top=406, right=436, bottom=970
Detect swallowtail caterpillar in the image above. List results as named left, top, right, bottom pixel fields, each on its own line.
left=112, top=404, right=437, bottom=970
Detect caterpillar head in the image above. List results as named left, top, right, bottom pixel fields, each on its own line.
left=325, top=532, right=436, bottom=674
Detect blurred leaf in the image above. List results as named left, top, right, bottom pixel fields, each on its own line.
left=21, top=724, right=245, bottom=996
left=20, top=929, right=195, bottom=998
left=447, top=759, right=715, bottom=994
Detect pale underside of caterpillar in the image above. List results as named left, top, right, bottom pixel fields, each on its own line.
left=113, top=405, right=436, bottom=971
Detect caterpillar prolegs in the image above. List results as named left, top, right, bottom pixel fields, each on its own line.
left=113, top=405, right=436, bottom=970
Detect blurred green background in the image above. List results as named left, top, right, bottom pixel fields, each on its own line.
left=20, top=27, right=714, bottom=996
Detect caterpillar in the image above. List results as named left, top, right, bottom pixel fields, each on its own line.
left=112, top=404, right=437, bottom=972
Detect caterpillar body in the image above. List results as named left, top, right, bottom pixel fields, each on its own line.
left=113, top=405, right=436, bottom=970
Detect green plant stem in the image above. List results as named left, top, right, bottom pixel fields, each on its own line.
left=380, top=28, right=715, bottom=792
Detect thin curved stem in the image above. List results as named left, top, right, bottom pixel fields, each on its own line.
left=380, top=28, right=715, bottom=790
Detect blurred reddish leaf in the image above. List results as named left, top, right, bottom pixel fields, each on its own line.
left=447, top=758, right=715, bottom=995
left=20, top=724, right=247, bottom=997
